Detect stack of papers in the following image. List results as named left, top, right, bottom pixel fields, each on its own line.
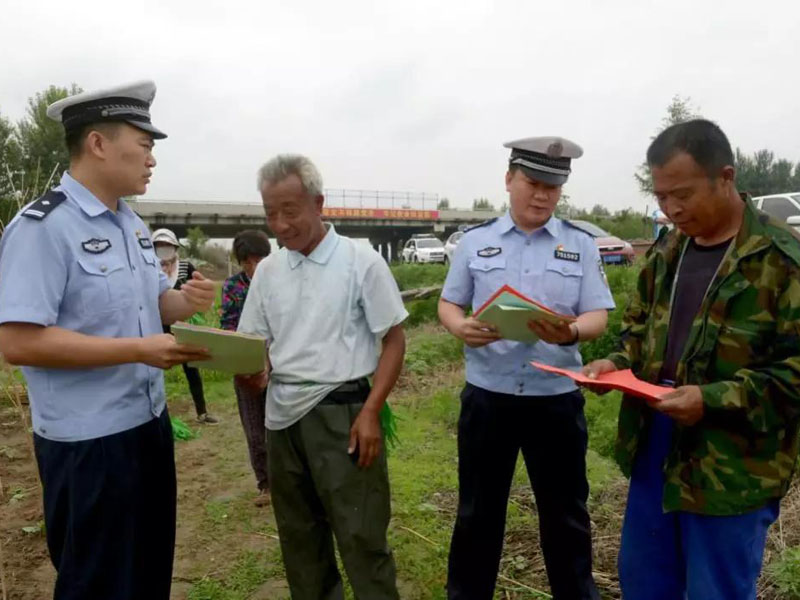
left=473, top=285, right=575, bottom=343
left=171, top=322, right=267, bottom=374
left=529, top=361, right=671, bottom=402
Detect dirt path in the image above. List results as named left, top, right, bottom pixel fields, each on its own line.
left=0, top=385, right=284, bottom=600
left=2, top=360, right=797, bottom=599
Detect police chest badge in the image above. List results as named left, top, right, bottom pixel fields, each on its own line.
left=554, top=244, right=579, bottom=262
left=82, top=238, right=112, bottom=254
left=477, top=247, right=502, bottom=258
left=138, top=237, right=153, bottom=249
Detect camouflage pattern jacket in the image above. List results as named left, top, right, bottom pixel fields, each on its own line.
left=607, top=198, right=800, bottom=515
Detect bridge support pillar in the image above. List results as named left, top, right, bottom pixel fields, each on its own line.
left=394, top=238, right=404, bottom=262
left=389, top=232, right=403, bottom=264
left=370, top=238, right=387, bottom=263
left=369, top=236, right=396, bottom=263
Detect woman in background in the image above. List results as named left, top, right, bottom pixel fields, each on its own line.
left=220, top=230, right=272, bottom=506
left=153, top=228, right=218, bottom=425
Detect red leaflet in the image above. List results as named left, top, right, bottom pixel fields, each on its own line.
left=530, top=362, right=672, bottom=402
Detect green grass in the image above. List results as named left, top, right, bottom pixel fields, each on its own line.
left=388, top=384, right=461, bottom=598
left=584, top=391, right=622, bottom=461
left=174, top=266, right=634, bottom=599
left=165, top=364, right=231, bottom=385
left=188, top=548, right=286, bottom=600
left=580, top=263, right=639, bottom=364
left=404, top=327, right=464, bottom=376
left=766, top=547, right=800, bottom=599
left=405, top=296, right=440, bottom=328
left=390, top=263, right=448, bottom=291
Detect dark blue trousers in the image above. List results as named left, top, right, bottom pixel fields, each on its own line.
left=447, top=384, right=599, bottom=600
left=619, top=411, right=779, bottom=600
left=34, top=410, right=177, bottom=600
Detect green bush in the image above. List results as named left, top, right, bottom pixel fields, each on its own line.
left=404, top=332, right=464, bottom=376
left=390, top=263, right=448, bottom=291
left=605, top=261, right=640, bottom=296
left=573, top=211, right=653, bottom=240
left=584, top=391, right=622, bottom=459
left=580, top=264, right=640, bottom=364
left=405, top=297, right=440, bottom=328
left=767, top=547, right=800, bottom=598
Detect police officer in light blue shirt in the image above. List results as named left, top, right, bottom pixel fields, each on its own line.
left=0, top=81, right=216, bottom=600
left=439, top=137, right=614, bottom=600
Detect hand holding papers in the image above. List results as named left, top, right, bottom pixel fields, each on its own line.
left=171, top=322, right=267, bottom=374
left=473, top=285, right=575, bottom=343
left=529, top=361, right=672, bottom=402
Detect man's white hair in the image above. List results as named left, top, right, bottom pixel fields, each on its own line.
left=256, top=154, right=323, bottom=197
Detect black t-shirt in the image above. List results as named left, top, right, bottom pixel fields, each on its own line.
left=659, top=238, right=731, bottom=383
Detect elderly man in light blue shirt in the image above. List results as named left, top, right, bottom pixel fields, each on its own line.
left=0, top=81, right=215, bottom=600
left=238, top=153, right=407, bottom=600
left=439, top=137, right=614, bottom=600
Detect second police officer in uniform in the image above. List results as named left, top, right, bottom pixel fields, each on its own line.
left=439, top=137, right=615, bottom=600
left=0, top=81, right=216, bottom=600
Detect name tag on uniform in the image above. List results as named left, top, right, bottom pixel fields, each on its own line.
left=82, top=238, right=112, bottom=254
left=138, top=238, right=153, bottom=249
left=554, top=248, right=580, bottom=262
left=477, top=247, right=502, bottom=258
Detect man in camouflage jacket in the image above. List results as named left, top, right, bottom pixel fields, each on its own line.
left=586, top=119, right=800, bottom=600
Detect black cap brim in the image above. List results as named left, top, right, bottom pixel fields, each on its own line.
left=127, top=119, right=168, bottom=140
left=517, top=165, right=567, bottom=186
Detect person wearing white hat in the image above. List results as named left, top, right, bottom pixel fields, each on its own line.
left=152, top=228, right=219, bottom=425
left=0, top=81, right=216, bottom=600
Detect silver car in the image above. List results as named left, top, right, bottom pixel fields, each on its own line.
left=444, top=231, right=463, bottom=264
left=752, top=192, right=800, bottom=233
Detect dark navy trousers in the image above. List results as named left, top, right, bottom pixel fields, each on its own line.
left=447, top=383, right=599, bottom=600
left=34, top=409, right=176, bottom=600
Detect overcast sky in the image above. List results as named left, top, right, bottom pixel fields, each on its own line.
left=1, top=0, right=798, bottom=214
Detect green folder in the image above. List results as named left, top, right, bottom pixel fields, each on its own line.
left=473, top=285, right=575, bottom=343
left=171, top=322, right=267, bottom=374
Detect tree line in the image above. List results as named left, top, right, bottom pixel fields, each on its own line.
left=0, top=85, right=80, bottom=228
left=636, top=95, right=800, bottom=197
left=2, top=87, right=798, bottom=236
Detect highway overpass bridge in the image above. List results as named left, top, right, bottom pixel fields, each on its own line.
left=129, top=190, right=499, bottom=261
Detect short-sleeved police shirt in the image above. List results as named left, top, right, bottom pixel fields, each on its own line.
left=0, top=173, right=171, bottom=441
left=441, top=211, right=615, bottom=396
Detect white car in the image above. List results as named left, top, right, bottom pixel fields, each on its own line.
left=752, top=192, right=800, bottom=232
left=444, top=231, right=464, bottom=264
left=401, top=236, right=446, bottom=263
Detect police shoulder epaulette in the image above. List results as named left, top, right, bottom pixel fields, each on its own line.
left=562, top=219, right=594, bottom=238
left=464, top=217, right=498, bottom=233
left=21, top=191, right=67, bottom=221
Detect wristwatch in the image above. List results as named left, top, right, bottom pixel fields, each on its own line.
left=558, top=322, right=579, bottom=346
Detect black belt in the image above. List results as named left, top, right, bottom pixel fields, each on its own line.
left=319, top=378, right=370, bottom=404
left=334, top=378, right=369, bottom=393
